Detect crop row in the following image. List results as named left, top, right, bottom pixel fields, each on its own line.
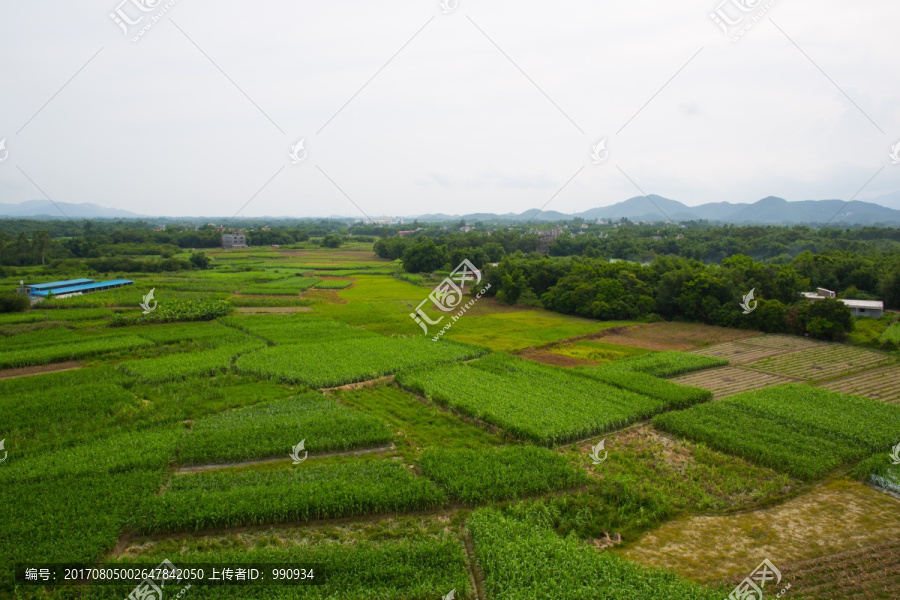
left=237, top=337, right=486, bottom=388
left=178, top=392, right=395, bottom=465
left=219, top=314, right=377, bottom=345
left=134, top=458, right=446, bottom=534
left=574, top=367, right=712, bottom=408
left=610, top=351, right=729, bottom=378
left=117, top=342, right=265, bottom=383
left=467, top=508, right=722, bottom=600
left=418, top=446, right=587, bottom=504
left=239, top=276, right=322, bottom=295
left=748, top=345, right=893, bottom=381
left=80, top=535, right=471, bottom=600
left=398, top=354, right=669, bottom=446
left=0, top=335, right=153, bottom=370
left=314, top=279, right=354, bottom=289
left=654, top=384, right=900, bottom=479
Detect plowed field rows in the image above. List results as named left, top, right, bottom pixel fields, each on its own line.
left=671, top=366, right=796, bottom=399
left=819, top=364, right=900, bottom=404
left=748, top=345, right=894, bottom=381
left=785, top=538, right=900, bottom=600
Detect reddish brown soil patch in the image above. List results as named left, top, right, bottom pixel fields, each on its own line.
left=518, top=348, right=596, bottom=367
left=781, top=538, right=900, bottom=599
left=592, top=322, right=759, bottom=351
left=0, top=361, right=82, bottom=380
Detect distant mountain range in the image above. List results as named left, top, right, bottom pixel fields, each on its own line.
left=0, top=200, right=146, bottom=219
left=416, top=195, right=900, bottom=225
left=1, top=195, right=900, bottom=225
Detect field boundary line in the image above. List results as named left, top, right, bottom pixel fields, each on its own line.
left=0, top=360, right=82, bottom=379
left=177, top=444, right=396, bottom=472
left=462, top=523, right=486, bottom=600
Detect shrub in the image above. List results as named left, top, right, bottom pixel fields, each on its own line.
left=0, top=292, right=30, bottom=314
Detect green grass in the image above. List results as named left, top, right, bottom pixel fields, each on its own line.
left=880, top=321, right=900, bottom=345
left=609, top=350, right=729, bottom=378
left=135, top=457, right=446, bottom=534
left=468, top=508, right=723, bottom=600
left=240, top=276, right=322, bottom=295
left=398, top=353, right=670, bottom=446
left=419, top=446, right=588, bottom=504
left=653, top=384, right=900, bottom=479
left=237, top=337, right=487, bottom=388
left=178, top=392, right=395, bottom=465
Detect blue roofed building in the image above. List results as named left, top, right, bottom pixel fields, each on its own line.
left=21, top=279, right=134, bottom=300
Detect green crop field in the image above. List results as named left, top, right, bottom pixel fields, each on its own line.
left=178, top=392, right=394, bottom=465
left=398, top=353, right=701, bottom=445
left=2, top=242, right=897, bottom=598
left=654, top=384, right=900, bottom=479
left=237, top=336, right=486, bottom=388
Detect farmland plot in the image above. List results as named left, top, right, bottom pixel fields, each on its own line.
left=784, top=539, right=900, bottom=600
left=178, top=392, right=394, bottom=465
left=399, top=354, right=672, bottom=446
left=653, top=384, right=900, bottom=479
left=748, top=345, right=895, bottom=381
left=220, top=314, right=377, bottom=345
left=418, top=446, right=588, bottom=504
left=819, top=363, right=900, bottom=403
left=84, top=533, right=472, bottom=600
left=237, top=336, right=485, bottom=388
left=694, top=340, right=797, bottom=365
left=671, top=366, right=795, bottom=399
left=0, top=334, right=153, bottom=370
left=573, top=367, right=712, bottom=408
left=239, top=276, right=321, bottom=295
left=468, top=508, right=723, bottom=600
left=738, top=334, right=827, bottom=351
left=117, top=342, right=265, bottom=383
left=608, top=351, right=729, bottom=378
left=135, top=458, right=445, bottom=534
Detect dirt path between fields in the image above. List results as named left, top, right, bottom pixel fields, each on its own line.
left=0, top=361, right=82, bottom=380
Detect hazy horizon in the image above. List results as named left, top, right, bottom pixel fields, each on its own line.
left=2, top=1, right=899, bottom=219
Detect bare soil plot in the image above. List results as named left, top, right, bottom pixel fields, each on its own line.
left=671, top=366, right=796, bottom=399
left=818, top=364, right=900, bottom=404
left=748, top=345, right=895, bottom=382
left=784, top=538, right=900, bottom=599
left=619, top=478, right=900, bottom=585
left=694, top=340, right=796, bottom=365
left=593, top=322, right=758, bottom=352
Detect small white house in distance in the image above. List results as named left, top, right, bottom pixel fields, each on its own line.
left=801, top=288, right=884, bottom=318
left=840, top=299, right=884, bottom=318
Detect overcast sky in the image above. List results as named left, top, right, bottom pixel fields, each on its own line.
left=1, top=0, right=899, bottom=218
